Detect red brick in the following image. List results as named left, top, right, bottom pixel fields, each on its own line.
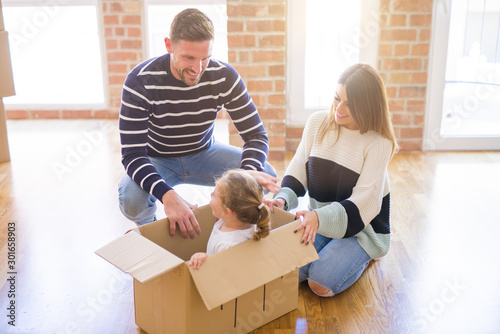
left=274, top=79, right=285, bottom=92
left=120, top=40, right=142, bottom=49
left=103, top=15, right=119, bottom=25
left=247, top=20, right=285, bottom=32
left=122, top=15, right=141, bottom=25
left=400, top=86, right=426, bottom=98
left=269, top=4, right=285, bottom=17
left=110, top=2, right=123, bottom=12
left=269, top=135, right=285, bottom=147
left=383, top=58, right=422, bottom=70
left=268, top=121, right=285, bottom=134
left=109, top=75, right=127, bottom=85
left=398, top=139, right=422, bottom=151
left=5, top=110, right=29, bottom=119
left=407, top=100, right=426, bottom=112
left=412, top=43, right=429, bottom=56
left=106, top=39, right=118, bottom=49
left=268, top=94, right=285, bottom=106
left=394, top=44, right=410, bottom=56
left=391, top=112, right=412, bottom=126
left=228, top=35, right=256, bottom=48
left=390, top=14, right=407, bottom=26
left=410, top=14, right=432, bottom=26
left=286, top=126, right=304, bottom=138
left=247, top=80, right=273, bottom=92
left=269, top=64, right=285, bottom=76
left=268, top=150, right=285, bottom=162
left=258, top=35, right=285, bottom=47
left=62, top=110, right=92, bottom=119
left=234, top=65, right=266, bottom=78
left=378, top=44, right=392, bottom=57
left=419, top=28, right=431, bottom=41
left=259, top=108, right=286, bottom=119
left=251, top=50, right=285, bottom=63
left=388, top=99, right=405, bottom=111
left=286, top=139, right=300, bottom=152
left=227, top=4, right=268, bottom=17
left=115, top=27, right=125, bottom=36
left=31, top=110, right=60, bottom=119
left=107, top=51, right=138, bottom=61
left=380, top=29, right=417, bottom=41
left=128, top=27, right=142, bottom=38
left=227, top=20, right=244, bottom=32
left=395, top=1, right=433, bottom=12
left=108, top=63, right=128, bottom=73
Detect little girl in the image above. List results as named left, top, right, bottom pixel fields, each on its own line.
left=187, top=169, right=270, bottom=269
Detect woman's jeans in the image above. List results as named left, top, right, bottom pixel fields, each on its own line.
left=299, top=233, right=372, bottom=296
left=118, top=141, right=276, bottom=225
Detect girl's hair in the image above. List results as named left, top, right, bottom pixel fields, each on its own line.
left=216, top=169, right=270, bottom=241
left=317, top=63, right=399, bottom=156
left=169, top=8, right=214, bottom=44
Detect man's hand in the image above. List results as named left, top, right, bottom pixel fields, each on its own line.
left=247, top=170, right=280, bottom=193
left=162, top=190, right=201, bottom=239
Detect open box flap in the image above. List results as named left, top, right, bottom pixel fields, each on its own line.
left=188, top=218, right=319, bottom=310
left=95, top=231, right=184, bottom=283
left=0, top=31, right=15, bottom=98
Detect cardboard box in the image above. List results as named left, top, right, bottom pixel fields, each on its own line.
left=96, top=205, right=318, bottom=334
left=0, top=0, right=15, bottom=163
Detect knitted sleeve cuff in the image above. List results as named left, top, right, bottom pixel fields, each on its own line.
left=315, top=202, right=348, bottom=239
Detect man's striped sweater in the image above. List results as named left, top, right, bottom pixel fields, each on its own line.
left=275, top=110, right=393, bottom=259
left=119, top=54, right=269, bottom=202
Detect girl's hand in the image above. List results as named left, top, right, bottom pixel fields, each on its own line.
left=187, top=252, right=208, bottom=269
left=294, top=210, right=319, bottom=245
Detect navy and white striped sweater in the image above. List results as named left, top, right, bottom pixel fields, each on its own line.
left=275, top=110, right=392, bottom=259
left=119, top=54, right=269, bottom=202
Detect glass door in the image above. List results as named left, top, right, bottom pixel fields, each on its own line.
left=425, top=0, right=500, bottom=150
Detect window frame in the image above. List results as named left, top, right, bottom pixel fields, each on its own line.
left=2, top=0, right=109, bottom=110
left=286, top=0, right=380, bottom=125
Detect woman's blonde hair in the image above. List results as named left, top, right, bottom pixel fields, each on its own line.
left=317, top=63, right=399, bottom=156
left=216, top=169, right=270, bottom=241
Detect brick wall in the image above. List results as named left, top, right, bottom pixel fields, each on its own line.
left=6, top=0, right=433, bottom=156
left=226, top=0, right=286, bottom=163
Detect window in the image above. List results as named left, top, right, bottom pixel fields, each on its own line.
left=3, top=0, right=106, bottom=109
left=287, top=0, right=380, bottom=124
left=145, top=0, right=228, bottom=62
left=425, top=0, right=500, bottom=150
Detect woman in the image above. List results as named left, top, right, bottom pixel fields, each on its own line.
left=268, top=64, right=398, bottom=297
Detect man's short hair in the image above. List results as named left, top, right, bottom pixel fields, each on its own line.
left=170, top=8, right=214, bottom=43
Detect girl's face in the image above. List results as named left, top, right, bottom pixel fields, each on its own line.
left=334, top=84, right=359, bottom=130
left=209, top=182, right=226, bottom=219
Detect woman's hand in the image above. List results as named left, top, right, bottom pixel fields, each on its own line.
left=294, top=210, right=319, bottom=245
left=187, top=252, right=208, bottom=269
left=263, top=197, right=286, bottom=211
left=246, top=170, right=280, bottom=194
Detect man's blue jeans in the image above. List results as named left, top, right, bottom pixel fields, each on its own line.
left=118, top=141, right=276, bottom=225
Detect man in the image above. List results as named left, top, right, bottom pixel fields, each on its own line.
left=118, top=8, right=277, bottom=239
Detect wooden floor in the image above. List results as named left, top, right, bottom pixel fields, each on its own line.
left=1, top=119, right=500, bottom=333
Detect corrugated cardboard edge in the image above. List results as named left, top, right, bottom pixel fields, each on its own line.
left=188, top=216, right=319, bottom=310
left=0, top=31, right=15, bottom=97
left=95, top=230, right=185, bottom=283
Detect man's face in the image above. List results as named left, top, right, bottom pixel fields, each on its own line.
left=165, top=38, right=213, bottom=86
